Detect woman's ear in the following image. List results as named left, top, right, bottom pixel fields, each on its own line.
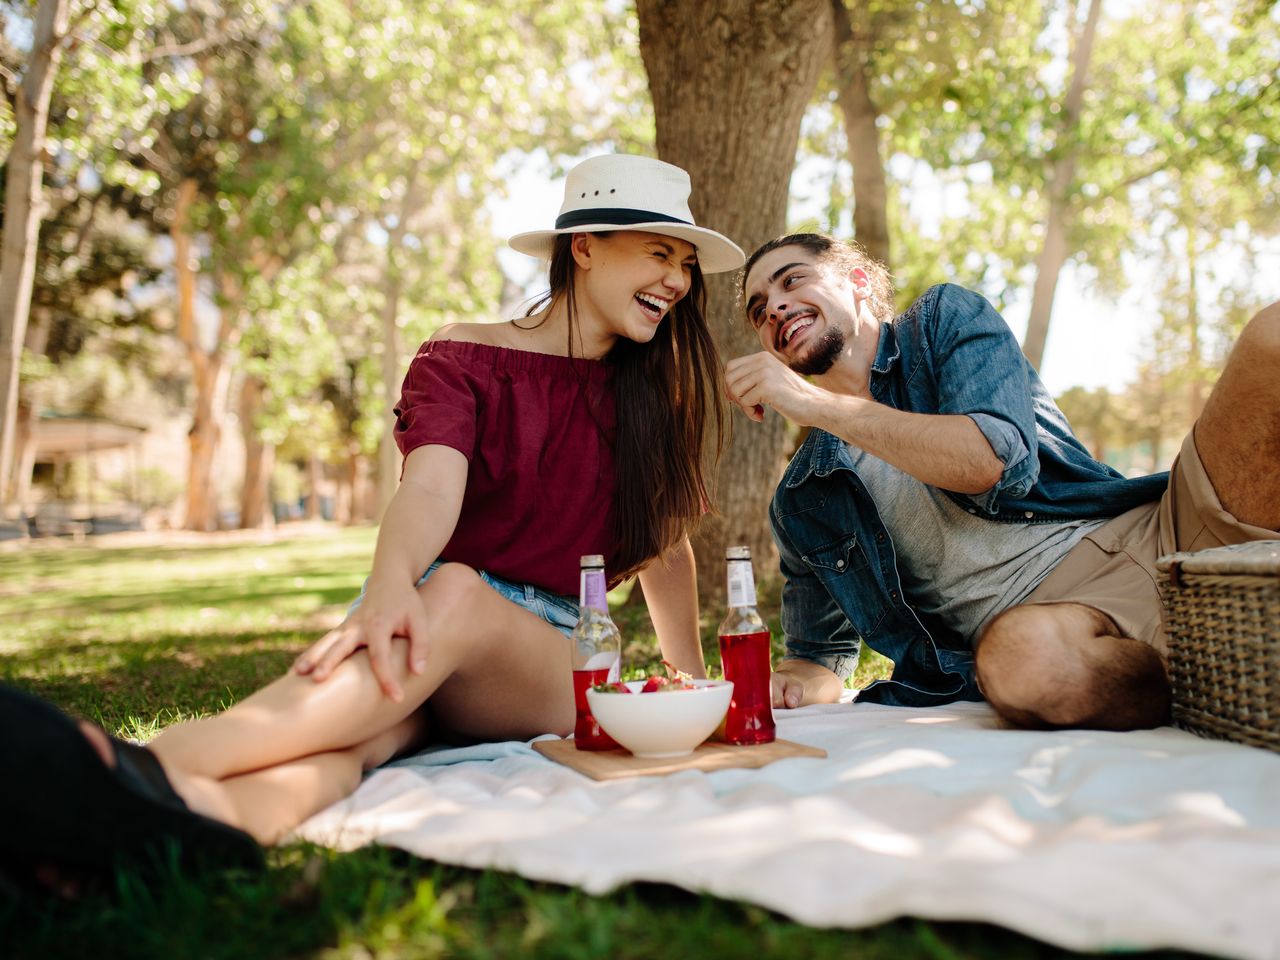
left=570, top=233, right=594, bottom=271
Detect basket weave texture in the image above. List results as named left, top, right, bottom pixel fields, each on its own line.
left=1157, top=540, right=1280, bottom=751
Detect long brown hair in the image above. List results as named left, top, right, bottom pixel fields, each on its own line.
left=523, top=233, right=726, bottom=581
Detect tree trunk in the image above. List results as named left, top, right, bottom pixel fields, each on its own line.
left=377, top=267, right=403, bottom=523
left=375, top=161, right=428, bottom=522
left=239, top=374, right=273, bottom=528
left=305, top=455, right=324, bottom=520
left=0, top=0, right=69, bottom=512
left=1183, top=215, right=1205, bottom=425
left=6, top=306, right=51, bottom=507
left=357, top=452, right=377, bottom=522
left=1023, top=201, right=1071, bottom=373
left=1021, top=0, right=1102, bottom=371
left=173, top=179, right=234, bottom=531
left=335, top=441, right=353, bottom=524
left=637, top=0, right=834, bottom=600
left=185, top=353, right=231, bottom=530
left=831, top=0, right=892, bottom=269
left=337, top=441, right=374, bottom=524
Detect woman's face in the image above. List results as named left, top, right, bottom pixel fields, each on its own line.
left=572, top=230, right=698, bottom=345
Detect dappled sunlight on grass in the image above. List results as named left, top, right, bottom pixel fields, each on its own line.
left=1, top=528, right=896, bottom=722
left=0, top=527, right=376, bottom=729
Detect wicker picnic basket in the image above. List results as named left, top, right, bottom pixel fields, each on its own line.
left=1156, top=540, right=1280, bottom=751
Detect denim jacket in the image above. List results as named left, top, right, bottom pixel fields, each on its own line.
left=770, top=284, right=1169, bottom=707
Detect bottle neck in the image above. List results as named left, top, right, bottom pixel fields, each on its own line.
left=579, top=567, right=608, bottom=613
left=726, top=559, right=757, bottom=609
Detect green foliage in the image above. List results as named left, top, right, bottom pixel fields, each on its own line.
left=806, top=0, right=1280, bottom=377
left=111, top=465, right=183, bottom=512
left=7, top=0, right=652, bottom=502
left=1054, top=385, right=1120, bottom=461
left=801, top=0, right=1057, bottom=305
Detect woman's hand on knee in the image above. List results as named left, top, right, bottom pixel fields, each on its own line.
left=293, top=579, right=429, bottom=701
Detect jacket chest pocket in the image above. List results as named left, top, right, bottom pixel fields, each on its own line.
left=802, top=535, right=867, bottom=582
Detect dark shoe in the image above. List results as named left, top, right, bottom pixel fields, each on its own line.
left=0, top=685, right=263, bottom=886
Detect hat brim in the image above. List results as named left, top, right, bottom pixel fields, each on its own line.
left=509, top=222, right=745, bottom=275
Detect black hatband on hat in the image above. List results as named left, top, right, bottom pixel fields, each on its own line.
left=554, top=208, right=692, bottom=230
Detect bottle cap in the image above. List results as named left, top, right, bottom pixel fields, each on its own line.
left=725, top=545, right=751, bottom=561
left=579, top=554, right=605, bottom=568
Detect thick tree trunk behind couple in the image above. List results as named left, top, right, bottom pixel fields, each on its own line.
left=637, top=0, right=834, bottom=600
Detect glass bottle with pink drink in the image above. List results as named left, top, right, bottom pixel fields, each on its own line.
left=718, top=545, right=776, bottom=745
left=570, top=554, right=622, bottom=751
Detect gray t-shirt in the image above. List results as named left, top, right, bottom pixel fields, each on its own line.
left=847, top=444, right=1106, bottom=644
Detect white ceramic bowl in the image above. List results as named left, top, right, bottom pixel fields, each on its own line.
left=585, top=679, right=733, bottom=758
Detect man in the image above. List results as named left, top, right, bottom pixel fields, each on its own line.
left=725, top=233, right=1279, bottom=730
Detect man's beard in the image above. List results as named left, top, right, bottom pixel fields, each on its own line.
left=788, top=329, right=845, bottom=376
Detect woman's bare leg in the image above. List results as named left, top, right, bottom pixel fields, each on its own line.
left=172, top=709, right=429, bottom=845
left=150, top=563, right=575, bottom=836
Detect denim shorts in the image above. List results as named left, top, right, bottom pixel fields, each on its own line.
left=348, top=560, right=580, bottom=638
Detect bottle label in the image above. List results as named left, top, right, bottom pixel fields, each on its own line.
left=580, top=567, right=607, bottom=611
left=582, top=650, right=621, bottom=679
left=726, top=559, right=757, bottom=608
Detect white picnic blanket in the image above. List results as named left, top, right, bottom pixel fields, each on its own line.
left=295, top=701, right=1280, bottom=959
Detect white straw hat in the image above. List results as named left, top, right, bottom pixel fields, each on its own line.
left=508, top=155, right=745, bottom=274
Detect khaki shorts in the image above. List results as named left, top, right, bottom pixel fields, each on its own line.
left=1022, top=429, right=1278, bottom=655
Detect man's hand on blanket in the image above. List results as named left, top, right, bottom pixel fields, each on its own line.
left=772, top=660, right=844, bottom=709
left=772, top=671, right=805, bottom=709
left=293, top=578, right=429, bottom=702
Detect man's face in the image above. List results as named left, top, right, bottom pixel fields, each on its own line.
left=743, top=246, right=855, bottom=376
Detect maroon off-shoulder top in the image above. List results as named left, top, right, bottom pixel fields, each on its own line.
left=392, top=339, right=617, bottom=597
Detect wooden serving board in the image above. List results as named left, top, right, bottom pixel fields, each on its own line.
left=532, top=737, right=827, bottom=781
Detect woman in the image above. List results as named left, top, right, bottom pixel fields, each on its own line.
left=0, top=155, right=744, bottom=881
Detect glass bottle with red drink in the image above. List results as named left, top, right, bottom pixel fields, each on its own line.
left=570, top=554, right=622, bottom=751
left=718, top=545, right=776, bottom=745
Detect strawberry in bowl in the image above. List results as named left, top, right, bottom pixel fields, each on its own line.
left=585, top=677, right=733, bottom=758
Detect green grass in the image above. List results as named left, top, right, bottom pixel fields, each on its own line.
left=0, top=529, right=1204, bottom=959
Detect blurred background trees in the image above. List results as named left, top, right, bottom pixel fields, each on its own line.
left=2, top=0, right=1277, bottom=586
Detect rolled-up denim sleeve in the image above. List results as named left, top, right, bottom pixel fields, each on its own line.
left=966, top=412, right=1035, bottom=509
left=774, top=517, right=862, bottom=681
left=926, top=286, right=1039, bottom=513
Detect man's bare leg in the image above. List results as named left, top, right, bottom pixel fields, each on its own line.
left=974, top=602, right=1170, bottom=730
left=975, top=304, right=1279, bottom=732
left=1194, top=301, right=1280, bottom=529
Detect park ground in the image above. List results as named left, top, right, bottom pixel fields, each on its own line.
left=0, top=527, right=1203, bottom=960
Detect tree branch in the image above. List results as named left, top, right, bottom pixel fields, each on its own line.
left=1117, top=159, right=1169, bottom=190
left=144, top=32, right=238, bottom=63
left=0, top=62, right=18, bottom=103
left=135, top=142, right=179, bottom=183
left=66, top=3, right=99, bottom=36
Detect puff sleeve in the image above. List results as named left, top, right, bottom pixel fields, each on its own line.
left=392, top=341, right=487, bottom=463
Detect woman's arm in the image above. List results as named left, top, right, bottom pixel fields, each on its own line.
left=636, top=537, right=707, bottom=679
left=293, top=444, right=468, bottom=700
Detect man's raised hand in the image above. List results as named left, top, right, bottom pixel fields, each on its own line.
left=724, top=352, right=821, bottom=426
